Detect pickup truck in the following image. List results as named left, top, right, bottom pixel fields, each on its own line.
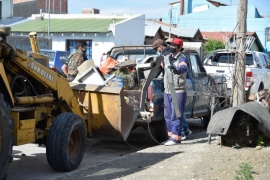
left=105, top=47, right=227, bottom=139
left=106, top=45, right=157, bottom=62
left=75, top=46, right=227, bottom=142
left=40, top=49, right=70, bottom=72
left=203, top=49, right=270, bottom=98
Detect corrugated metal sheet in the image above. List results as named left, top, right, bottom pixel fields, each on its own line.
left=145, top=20, right=199, bottom=38
left=145, top=24, right=160, bottom=37
left=11, top=18, right=125, bottom=33
left=0, top=17, right=28, bottom=25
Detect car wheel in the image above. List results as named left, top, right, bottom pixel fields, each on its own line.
left=150, top=119, right=168, bottom=143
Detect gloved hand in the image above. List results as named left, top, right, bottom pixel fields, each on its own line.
left=167, top=65, right=177, bottom=74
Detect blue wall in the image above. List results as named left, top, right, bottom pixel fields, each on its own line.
left=163, top=0, right=270, bottom=53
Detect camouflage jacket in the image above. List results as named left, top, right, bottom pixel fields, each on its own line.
left=66, top=51, right=85, bottom=76
left=108, top=67, right=136, bottom=90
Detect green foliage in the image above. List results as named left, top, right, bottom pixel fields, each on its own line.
left=234, top=163, right=254, bottom=180
left=256, top=135, right=264, bottom=147
left=204, top=39, right=225, bottom=56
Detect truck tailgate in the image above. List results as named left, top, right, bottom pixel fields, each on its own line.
left=204, top=65, right=234, bottom=89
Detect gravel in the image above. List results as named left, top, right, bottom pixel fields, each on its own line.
left=56, top=131, right=270, bottom=180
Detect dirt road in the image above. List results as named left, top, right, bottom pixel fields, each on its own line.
left=6, top=126, right=160, bottom=180
left=57, top=132, right=270, bottom=180
left=10, top=119, right=270, bottom=179
left=7, top=119, right=203, bottom=180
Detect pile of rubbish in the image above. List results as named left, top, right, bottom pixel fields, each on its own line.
left=207, top=89, right=270, bottom=147
left=249, top=89, right=270, bottom=111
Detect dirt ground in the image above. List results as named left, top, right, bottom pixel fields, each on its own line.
left=7, top=119, right=270, bottom=180
left=57, top=131, right=270, bottom=180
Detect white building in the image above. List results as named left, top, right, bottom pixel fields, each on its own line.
left=0, top=0, right=13, bottom=19
left=10, top=13, right=145, bottom=65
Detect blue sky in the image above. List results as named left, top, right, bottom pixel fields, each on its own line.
left=68, top=0, right=270, bottom=18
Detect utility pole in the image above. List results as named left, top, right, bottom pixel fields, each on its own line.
left=169, top=5, right=172, bottom=39
left=47, top=0, right=51, bottom=49
left=232, top=0, right=247, bottom=106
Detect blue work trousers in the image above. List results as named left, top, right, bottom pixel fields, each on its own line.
left=182, top=114, right=190, bottom=136
left=164, top=92, right=187, bottom=142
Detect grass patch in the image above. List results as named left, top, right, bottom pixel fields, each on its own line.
left=256, top=135, right=264, bottom=147
left=234, top=163, right=254, bottom=180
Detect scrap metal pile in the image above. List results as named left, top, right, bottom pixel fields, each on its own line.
left=248, top=89, right=270, bottom=111
left=207, top=89, right=270, bottom=147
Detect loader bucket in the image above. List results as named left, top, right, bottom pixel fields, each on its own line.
left=70, top=83, right=139, bottom=141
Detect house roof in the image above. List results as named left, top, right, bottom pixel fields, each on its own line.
left=202, top=32, right=260, bottom=42
left=202, top=32, right=234, bottom=42
left=145, top=19, right=201, bottom=39
left=0, top=17, right=28, bottom=26
left=207, top=0, right=228, bottom=7
left=145, top=23, right=161, bottom=37
left=11, top=17, right=125, bottom=33
left=202, top=31, right=264, bottom=51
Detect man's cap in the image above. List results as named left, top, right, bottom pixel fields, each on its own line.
left=167, top=38, right=183, bottom=47
left=152, top=39, right=164, bottom=49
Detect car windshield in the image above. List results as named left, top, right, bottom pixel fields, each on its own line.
left=40, top=51, right=70, bottom=64
left=41, top=51, right=55, bottom=63
left=58, top=52, right=70, bottom=63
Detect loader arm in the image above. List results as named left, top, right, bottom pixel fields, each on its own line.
left=0, top=37, right=84, bottom=119
left=29, top=32, right=40, bottom=53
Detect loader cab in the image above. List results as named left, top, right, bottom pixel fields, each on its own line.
left=40, top=49, right=70, bottom=72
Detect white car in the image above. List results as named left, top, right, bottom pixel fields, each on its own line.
left=203, top=49, right=270, bottom=97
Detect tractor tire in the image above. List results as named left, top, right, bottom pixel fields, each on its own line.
left=0, top=93, right=13, bottom=180
left=150, top=119, right=168, bottom=143
left=46, top=112, right=86, bottom=172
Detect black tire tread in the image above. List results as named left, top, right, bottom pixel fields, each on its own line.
left=0, top=93, right=13, bottom=180
left=150, top=119, right=168, bottom=143
left=46, top=112, right=86, bottom=172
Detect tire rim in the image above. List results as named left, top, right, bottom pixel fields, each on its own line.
left=68, top=128, right=81, bottom=159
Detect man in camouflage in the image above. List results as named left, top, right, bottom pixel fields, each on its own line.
left=61, top=41, right=87, bottom=82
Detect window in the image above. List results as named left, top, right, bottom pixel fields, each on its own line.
left=215, top=53, right=253, bottom=65
left=59, top=52, right=70, bottom=63
left=111, top=47, right=156, bottom=60
left=67, top=40, right=92, bottom=60
left=41, top=52, right=55, bottom=63
left=263, top=55, right=270, bottom=68
left=218, top=54, right=234, bottom=64
left=267, top=27, right=270, bottom=42
left=190, top=54, right=200, bottom=77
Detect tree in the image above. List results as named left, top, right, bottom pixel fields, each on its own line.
left=204, top=39, right=225, bottom=56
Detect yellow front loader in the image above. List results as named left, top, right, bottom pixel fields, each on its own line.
left=0, top=27, right=139, bottom=178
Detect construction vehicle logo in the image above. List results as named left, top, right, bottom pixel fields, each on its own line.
left=28, top=62, right=54, bottom=82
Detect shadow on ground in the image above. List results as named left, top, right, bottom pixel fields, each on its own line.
left=58, top=151, right=181, bottom=180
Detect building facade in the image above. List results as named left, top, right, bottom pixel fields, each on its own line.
left=0, top=0, right=13, bottom=19
left=10, top=14, right=145, bottom=66
left=162, top=0, right=270, bottom=54
left=13, top=0, right=68, bottom=18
